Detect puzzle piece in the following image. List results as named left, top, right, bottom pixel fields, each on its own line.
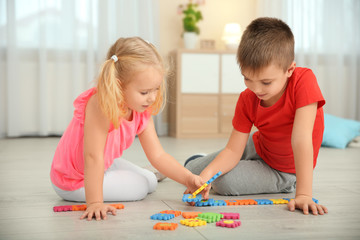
left=72, top=205, right=87, bottom=211
left=237, top=199, right=257, bottom=205
left=206, top=171, right=222, bottom=184
left=254, top=199, right=273, bottom=205
left=191, top=171, right=222, bottom=197
left=150, top=213, right=175, bottom=221
left=180, top=218, right=207, bottom=227
left=270, top=199, right=289, bottom=204
left=216, top=220, right=241, bottom=228
left=220, top=212, right=240, bottom=219
left=197, top=212, right=224, bottom=223
left=224, top=200, right=242, bottom=206
left=153, top=222, right=178, bottom=231
left=182, top=212, right=202, bottom=219
left=53, top=205, right=73, bottom=212
left=182, top=194, right=202, bottom=203
left=192, top=183, right=208, bottom=197
left=212, top=200, right=227, bottom=206
left=195, top=198, right=215, bottom=207
left=109, top=203, right=125, bottom=209
left=160, top=210, right=181, bottom=217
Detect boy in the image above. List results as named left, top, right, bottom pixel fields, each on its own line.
left=185, top=17, right=328, bottom=215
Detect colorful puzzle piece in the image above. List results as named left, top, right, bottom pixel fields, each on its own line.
left=160, top=210, right=181, bottom=217
left=150, top=213, right=175, bottom=221
left=182, top=194, right=202, bottom=203
left=212, top=200, right=227, bottom=206
left=220, top=212, right=240, bottom=219
left=206, top=171, right=222, bottom=184
left=216, top=220, right=241, bottom=228
left=153, top=222, right=178, bottom=231
left=254, top=199, right=273, bottom=205
left=180, top=218, right=207, bottom=227
left=182, top=212, right=202, bottom=219
left=270, top=199, right=289, bottom=204
left=53, top=205, right=73, bottom=212
left=224, top=200, right=241, bottom=206
left=238, top=199, right=257, bottom=205
left=110, top=203, right=125, bottom=209
left=195, top=198, right=215, bottom=207
left=191, top=171, right=222, bottom=197
left=192, top=183, right=208, bottom=197
left=197, top=212, right=224, bottom=223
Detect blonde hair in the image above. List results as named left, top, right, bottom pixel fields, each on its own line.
left=96, top=37, right=166, bottom=129
left=237, top=17, right=294, bottom=74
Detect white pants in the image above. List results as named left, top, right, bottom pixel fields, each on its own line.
left=52, top=158, right=158, bottom=202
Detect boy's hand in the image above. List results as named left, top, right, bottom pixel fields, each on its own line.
left=288, top=195, right=328, bottom=215
left=80, top=202, right=117, bottom=221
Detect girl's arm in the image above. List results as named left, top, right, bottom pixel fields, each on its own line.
left=138, top=118, right=204, bottom=192
left=80, top=95, right=116, bottom=221
left=290, top=102, right=328, bottom=215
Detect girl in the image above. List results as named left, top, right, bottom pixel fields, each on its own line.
left=50, top=37, right=204, bottom=221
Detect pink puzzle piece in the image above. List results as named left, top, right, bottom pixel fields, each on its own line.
left=216, top=220, right=241, bottom=228
left=220, top=212, right=240, bottom=219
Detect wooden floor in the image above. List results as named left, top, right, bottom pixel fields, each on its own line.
left=0, top=136, right=359, bottom=240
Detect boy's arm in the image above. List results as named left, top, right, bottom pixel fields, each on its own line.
left=138, top=118, right=204, bottom=192
left=199, top=129, right=249, bottom=193
left=290, top=102, right=328, bottom=215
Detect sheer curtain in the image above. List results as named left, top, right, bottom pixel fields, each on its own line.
left=257, top=0, right=360, bottom=120
left=0, top=0, right=161, bottom=137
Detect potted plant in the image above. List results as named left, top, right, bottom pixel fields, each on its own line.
left=178, top=0, right=204, bottom=49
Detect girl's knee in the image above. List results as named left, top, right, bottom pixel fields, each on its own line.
left=103, top=170, right=150, bottom=201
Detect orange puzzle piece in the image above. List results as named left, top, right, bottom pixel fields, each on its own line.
left=182, top=212, right=202, bottom=219
left=160, top=210, right=181, bottom=217
left=153, top=222, right=178, bottom=231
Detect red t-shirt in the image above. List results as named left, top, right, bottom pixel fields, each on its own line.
left=232, top=67, right=325, bottom=173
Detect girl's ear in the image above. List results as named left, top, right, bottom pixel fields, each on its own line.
left=287, top=61, right=296, bottom=77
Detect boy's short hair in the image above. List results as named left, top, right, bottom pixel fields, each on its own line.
left=237, top=17, right=294, bottom=73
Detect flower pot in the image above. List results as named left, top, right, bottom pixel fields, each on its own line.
left=183, top=32, right=198, bottom=49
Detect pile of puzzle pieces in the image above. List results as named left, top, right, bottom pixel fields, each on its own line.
left=151, top=210, right=241, bottom=230
left=182, top=195, right=319, bottom=207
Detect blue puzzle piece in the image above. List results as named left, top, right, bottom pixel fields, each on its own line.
left=206, top=171, right=222, bottom=184
left=182, top=194, right=203, bottom=203
left=254, top=199, right=273, bottom=205
left=195, top=198, right=215, bottom=207
left=212, top=200, right=227, bottom=206
left=150, top=213, right=175, bottom=221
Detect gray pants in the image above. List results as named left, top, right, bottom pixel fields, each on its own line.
left=185, top=134, right=296, bottom=196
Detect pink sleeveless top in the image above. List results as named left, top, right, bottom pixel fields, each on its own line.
left=50, top=88, right=151, bottom=191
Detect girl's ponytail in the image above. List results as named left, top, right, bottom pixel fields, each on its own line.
left=97, top=58, right=127, bottom=129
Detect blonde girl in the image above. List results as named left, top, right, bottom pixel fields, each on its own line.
left=50, top=37, right=204, bottom=221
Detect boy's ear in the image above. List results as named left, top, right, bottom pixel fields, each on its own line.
left=286, top=61, right=296, bottom=77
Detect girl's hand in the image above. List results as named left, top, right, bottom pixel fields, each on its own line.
left=184, top=174, right=205, bottom=194
left=183, top=174, right=211, bottom=205
left=80, top=202, right=117, bottom=221
left=288, top=195, right=328, bottom=215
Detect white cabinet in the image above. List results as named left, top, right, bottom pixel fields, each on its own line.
left=169, top=49, right=246, bottom=138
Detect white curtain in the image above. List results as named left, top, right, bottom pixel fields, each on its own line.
left=0, top=0, right=161, bottom=137
left=257, top=0, right=360, bottom=120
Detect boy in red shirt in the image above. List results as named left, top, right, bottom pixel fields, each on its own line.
left=185, top=17, right=328, bottom=215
